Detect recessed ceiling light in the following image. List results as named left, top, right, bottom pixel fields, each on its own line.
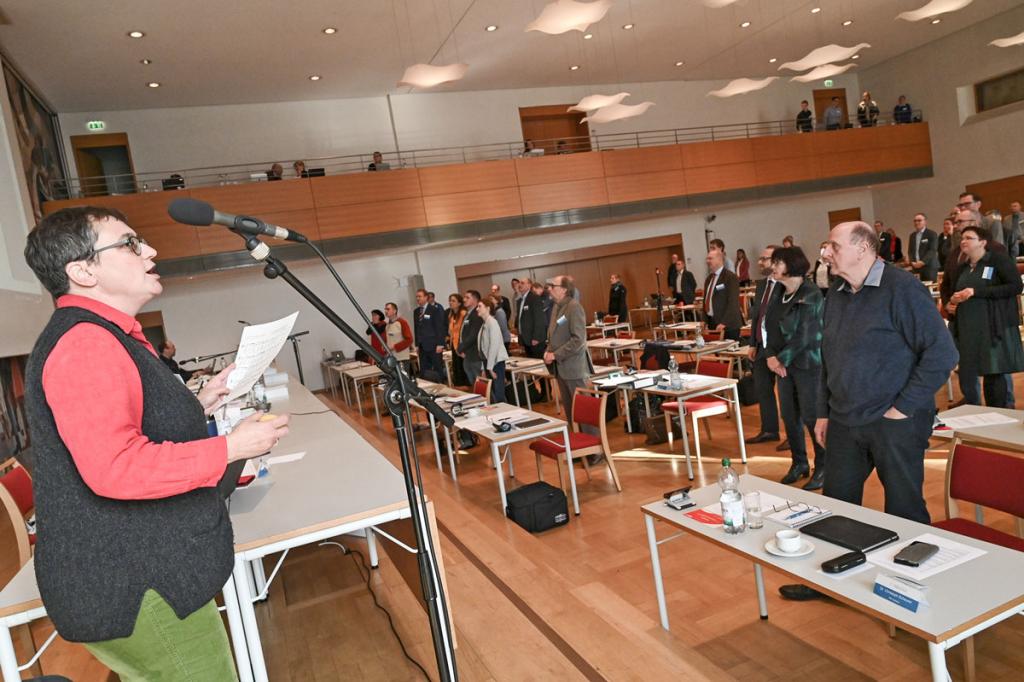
left=583, top=33, right=593, bottom=39
left=127, top=30, right=145, bottom=38
left=322, top=27, right=337, bottom=34
left=811, top=7, right=821, bottom=14
left=309, top=75, right=321, bottom=81
left=146, top=82, right=160, bottom=88
left=140, top=58, right=152, bottom=65
left=622, top=23, right=634, bottom=30
left=485, top=24, right=498, bottom=31
left=569, top=64, right=580, bottom=71
left=931, top=18, right=941, bottom=24
left=675, top=61, right=684, bottom=67
left=852, top=54, right=860, bottom=59
left=768, top=57, right=777, bottom=63
left=842, top=19, right=853, bottom=26
left=739, top=21, right=751, bottom=28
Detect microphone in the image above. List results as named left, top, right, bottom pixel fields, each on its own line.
left=168, top=197, right=308, bottom=243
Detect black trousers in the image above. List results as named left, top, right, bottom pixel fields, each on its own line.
left=706, top=316, right=740, bottom=341
left=777, top=366, right=825, bottom=469
left=523, top=342, right=545, bottom=359
left=823, top=410, right=932, bottom=524
left=417, top=344, right=443, bottom=377
left=751, top=353, right=779, bottom=435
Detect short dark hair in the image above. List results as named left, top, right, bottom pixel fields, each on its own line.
left=465, top=289, right=481, bottom=303
left=770, top=247, right=811, bottom=278
left=709, top=238, right=725, bottom=250
left=960, top=191, right=980, bottom=202
left=511, top=277, right=520, bottom=284
left=831, top=96, right=839, bottom=102
left=24, top=206, right=129, bottom=297
left=801, top=100, right=808, bottom=105
left=385, top=302, right=398, bottom=313
left=416, top=288, right=427, bottom=296
left=962, top=225, right=991, bottom=243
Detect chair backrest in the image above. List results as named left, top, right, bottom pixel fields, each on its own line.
left=572, top=390, right=605, bottom=429
left=602, top=314, right=619, bottom=324
left=703, top=329, right=722, bottom=341
left=472, top=377, right=492, bottom=404
left=947, top=442, right=1024, bottom=520
left=0, top=458, right=34, bottom=568
left=616, top=330, right=635, bottom=339
left=696, top=360, right=731, bottom=378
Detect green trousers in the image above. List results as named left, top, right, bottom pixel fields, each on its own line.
left=84, top=589, right=237, bottom=682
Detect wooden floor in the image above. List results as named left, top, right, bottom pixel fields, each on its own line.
left=5, top=363, right=1024, bottom=681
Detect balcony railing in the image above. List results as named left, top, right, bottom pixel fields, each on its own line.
left=50, top=110, right=922, bottom=200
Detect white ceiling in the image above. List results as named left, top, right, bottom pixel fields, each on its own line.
left=0, top=0, right=1019, bottom=112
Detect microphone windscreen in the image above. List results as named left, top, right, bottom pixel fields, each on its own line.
left=168, top=197, right=215, bottom=226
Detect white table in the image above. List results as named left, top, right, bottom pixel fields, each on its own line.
left=0, top=560, right=46, bottom=682
left=590, top=369, right=666, bottom=433
left=451, top=403, right=580, bottom=516
left=934, top=404, right=1024, bottom=451
left=330, top=360, right=368, bottom=403
left=639, top=373, right=746, bottom=479
left=586, top=337, right=643, bottom=366
left=642, top=475, right=1024, bottom=682
left=342, top=364, right=384, bottom=416
left=505, top=357, right=546, bottom=407
left=522, top=364, right=619, bottom=414
left=585, top=321, right=632, bottom=338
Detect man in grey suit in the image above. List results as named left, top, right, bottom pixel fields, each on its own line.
left=1003, top=201, right=1023, bottom=258
left=907, top=213, right=939, bottom=281
left=544, top=276, right=590, bottom=424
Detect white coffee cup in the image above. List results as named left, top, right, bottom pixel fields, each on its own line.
left=467, top=407, right=482, bottom=418
left=776, top=529, right=802, bottom=553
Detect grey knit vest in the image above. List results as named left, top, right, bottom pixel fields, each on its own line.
left=24, top=306, right=244, bottom=642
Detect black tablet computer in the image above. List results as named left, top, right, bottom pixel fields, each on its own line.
left=800, top=515, right=899, bottom=553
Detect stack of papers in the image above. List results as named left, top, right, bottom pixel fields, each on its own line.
left=937, top=412, right=1018, bottom=430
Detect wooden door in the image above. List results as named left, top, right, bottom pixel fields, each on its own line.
left=828, top=207, right=862, bottom=228
left=813, top=88, right=848, bottom=128
left=70, top=132, right=136, bottom=197
left=519, top=105, right=591, bottom=154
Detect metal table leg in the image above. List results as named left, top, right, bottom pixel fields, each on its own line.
left=645, top=515, right=670, bottom=631
left=222, top=572, right=254, bottom=682
left=492, top=442, right=508, bottom=512
left=232, top=555, right=268, bottom=681
left=0, top=625, right=21, bottom=682
left=677, top=401, right=694, bottom=480
left=428, top=412, right=443, bottom=472
left=753, top=563, right=768, bottom=619
left=732, top=385, right=748, bottom=463
left=563, top=426, right=580, bottom=515
left=927, top=641, right=949, bottom=682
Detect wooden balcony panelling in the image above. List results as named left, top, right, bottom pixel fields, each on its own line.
left=418, top=160, right=517, bottom=196
left=423, top=188, right=523, bottom=226
left=316, top=198, right=427, bottom=239
left=604, top=170, right=687, bottom=204
left=191, top=179, right=314, bottom=215
left=681, top=139, right=754, bottom=169
left=520, top=178, right=608, bottom=214
left=754, top=156, right=820, bottom=186
left=310, top=169, right=423, bottom=208
left=196, top=209, right=321, bottom=255
left=752, top=133, right=816, bottom=161
left=600, top=145, right=683, bottom=177
left=683, top=162, right=759, bottom=194
left=514, top=152, right=605, bottom=186
left=137, top=223, right=202, bottom=261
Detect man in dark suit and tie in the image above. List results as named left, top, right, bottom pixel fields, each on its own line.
left=907, top=213, right=940, bottom=281
left=413, top=288, right=447, bottom=378
left=702, top=248, right=742, bottom=340
left=1003, top=200, right=1023, bottom=258
left=745, top=246, right=782, bottom=444
left=667, top=253, right=697, bottom=304
left=516, top=278, right=547, bottom=359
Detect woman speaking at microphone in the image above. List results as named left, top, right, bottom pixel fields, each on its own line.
left=23, top=206, right=290, bottom=680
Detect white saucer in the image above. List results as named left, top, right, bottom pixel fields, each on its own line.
left=764, top=538, right=815, bottom=558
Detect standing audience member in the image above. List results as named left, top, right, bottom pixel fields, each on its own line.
left=1003, top=200, right=1023, bottom=258
left=367, top=309, right=388, bottom=360
left=812, top=242, right=834, bottom=297
left=937, top=218, right=956, bottom=266
left=413, top=288, right=446, bottom=379
left=476, top=298, right=509, bottom=404
left=608, top=273, right=628, bottom=321
left=779, top=221, right=956, bottom=602
left=796, top=100, right=814, bottom=133
left=446, top=294, right=468, bottom=386
left=856, top=91, right=879, bottom=127
left=668, top=253, right=697, bottom=304
left=543, top=276, right=590, bottom=423
left=876, top=220, right=894, bottom=262
left=535, top=281, right=554, bottom=325
left=746, top=245, right=782, bottom=445
left=518, top=279, right=547, bottom=358
left=510, top=278, right=522, bottom=328
left=267, top=163, right=283, bottom=181
left=765, top=247, right=827, bottom=490
left=824, top=97, right=843, bottom=130
left=702, top=248, right=742, bottom=340
left=893, top=95, right=913, bottom=124
left=708, top=238, right=735, bottom=273
left=886, top=227, right=904, bottom=262
left=458, top=290, right=484, bottom=383
left=383, top=302, right=413, bottom=369
left=946, top=225, right=1024, bottom=408
left=735, top=249, right=751, bottom=286
left=490, top=284, right=512, bottom=320
left=491, top=294, right=512, bottom=353
left=907, top=213, right=939, bottom=281
left=368, top=151, right=390, bottom=171
left=959, top=192, right=1001, bottom=246
left=292, top=160, right=306, bottom=178
left=781, top=235, right=795, bottom=249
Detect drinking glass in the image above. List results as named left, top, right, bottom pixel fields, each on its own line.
left=744, top=491, right=763, bottom=529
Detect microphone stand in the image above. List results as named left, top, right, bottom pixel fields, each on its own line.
left=238, top=235, right=459, bottom=681
left=286, top=330, right=310, bottom=386
left=654, top=268, right=665, bottom=328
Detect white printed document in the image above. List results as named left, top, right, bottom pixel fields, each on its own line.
left=867, top=532, right=987, bottom=581
left=939, top=412, right=1018, bottom=429
left=224, top=313, right=299, bottom=403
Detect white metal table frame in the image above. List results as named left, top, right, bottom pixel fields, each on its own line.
left=505, top=358, right=546, bottom=408
left=642, top=474, right=1024, bottom=682
left=587, top=338, right=643, bottom=366
left=586, top=321, right=632, bottom=338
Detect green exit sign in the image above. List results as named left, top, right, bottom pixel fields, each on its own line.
left=823, top=79, right=834, bottom=87
left=86, top=120, right=106, bottom=131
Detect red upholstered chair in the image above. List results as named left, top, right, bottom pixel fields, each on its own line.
left=529, top=388, right=622, bottom=493
left=660, top=360, right=732, bottom=464
left=702, top=329, right=723, bottom=341
left=472, top=376, right=493, bottom=405
left=1, top=457, right=35, bottom=568
left=616, top=330, right=635, bottom=339
left=602, top=314, right=619, bottom=324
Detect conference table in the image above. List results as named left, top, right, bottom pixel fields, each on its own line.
left=934, top=404, right=1024, bottom=451
left=0, top=378, right=447, bottom=682
left=586, top=337, right=643, bottom=366
left=505, top=356, right=546, bottom=407
left=642, top=475, right=1024, bottom=682
left=585, top=321, right=632, bottom=338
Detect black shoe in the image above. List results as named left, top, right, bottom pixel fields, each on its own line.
left=776, top=439, right=790, bottom=452
left=779, top=584, right=826, bottom=601
left=780, top=463, right=810, bottom=484
left=803, top=469, right=825, bottom=491
left=745, top=432, right=780, bottom=444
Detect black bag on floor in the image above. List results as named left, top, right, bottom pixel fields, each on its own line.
left=737, top=373, right=757, bottom=406
left=505, top=377, right=546, bottom=405
left=627, top=393, right=665, bottom=433
left=505, top=481, right=569, bottom=533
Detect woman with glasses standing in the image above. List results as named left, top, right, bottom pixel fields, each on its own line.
left=946, top=225, right=1024, bottom=407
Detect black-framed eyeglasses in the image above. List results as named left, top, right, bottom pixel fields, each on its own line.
left=91, top=235, right=148, bottom=257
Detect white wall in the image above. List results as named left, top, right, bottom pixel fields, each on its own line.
left=0, top=63, right=54, bottom=358
left=861, top=5, right=1024, bottom=229
left=57, top=74, right=859, bottom=176
left=150, top=187, right=873, bottom=391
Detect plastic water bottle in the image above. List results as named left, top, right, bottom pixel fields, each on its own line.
left=668, top=356, right=682, bottom=390
left=695, top=325, right=706, bottom=348
left=595, top=311, right=600, bottom=325
left=644, top=296, right=650, bottom=308
left=718, top=458, right=746, bottom=534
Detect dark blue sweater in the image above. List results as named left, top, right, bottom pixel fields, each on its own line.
left=817, top=260, right=958, bottom=426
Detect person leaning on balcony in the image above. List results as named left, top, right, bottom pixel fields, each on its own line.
left=796, top=100, right=814, bottom=133
left=856, top=91, right=880, bottom=128
left=824, top=97, right=843, bottom=130
left=893, top=95, right=913, bottom=124
left=368, top=151, right=391, bottom=171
